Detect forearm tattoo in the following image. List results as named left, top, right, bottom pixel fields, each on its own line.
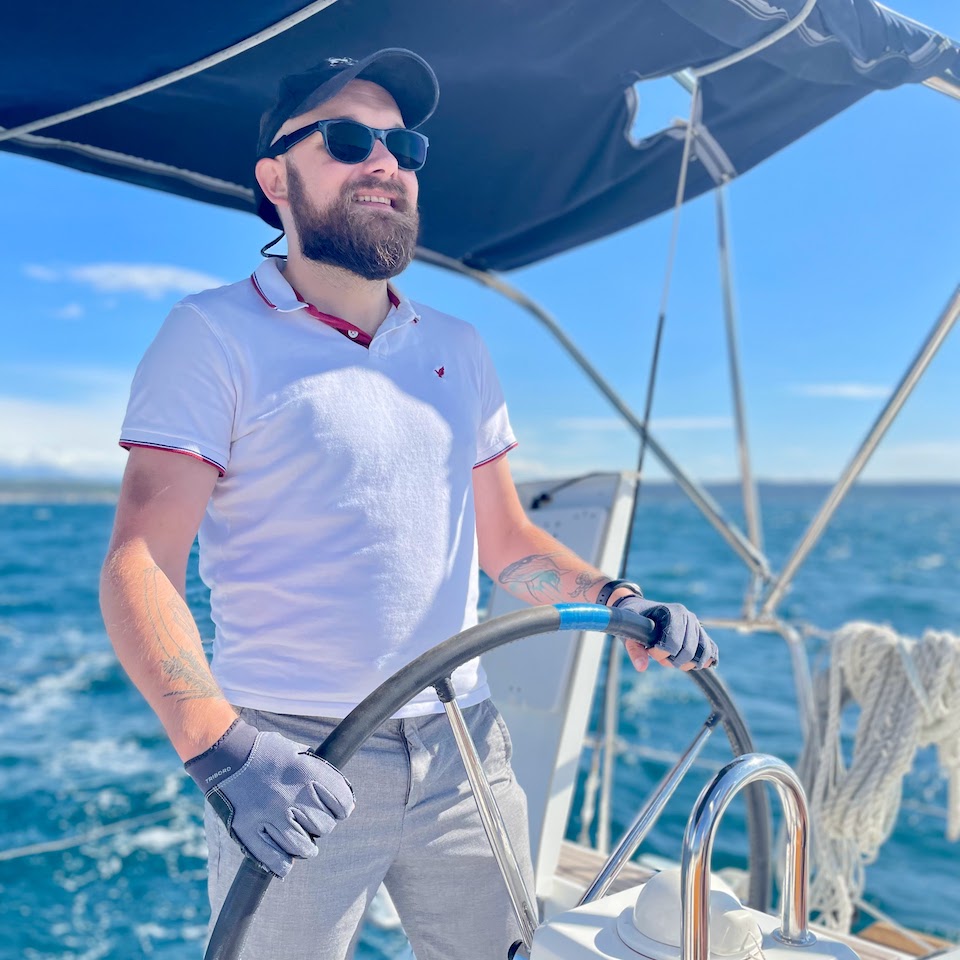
left=498, top=553, right=573, bottom=602
left=499, top=553, right=610, bottom=605
left=571, top=572, right=606, bottom=599
left=143, top=566, right=224, bottom=705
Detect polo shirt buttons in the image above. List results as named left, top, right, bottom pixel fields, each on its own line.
left=348, top=329, right=359, bottom=339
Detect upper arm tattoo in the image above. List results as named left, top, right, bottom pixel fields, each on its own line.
left=143, top=566, right=224, bottom=704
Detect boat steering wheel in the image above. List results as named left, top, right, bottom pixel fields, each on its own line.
left=203, top=603, right=771, bottom=960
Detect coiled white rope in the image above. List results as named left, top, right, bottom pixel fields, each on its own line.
left=798, top=621, right=960, bottom=931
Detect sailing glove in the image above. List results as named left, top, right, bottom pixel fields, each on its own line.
left=613, top=595, right=718, bottom=669
left=185, top=718, right=355, bottom=878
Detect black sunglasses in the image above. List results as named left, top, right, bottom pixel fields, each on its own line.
left=265, top=118, right=429, bottom=171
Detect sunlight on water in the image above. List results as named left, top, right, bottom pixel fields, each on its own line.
left=1, top=483, right=958, bottom=956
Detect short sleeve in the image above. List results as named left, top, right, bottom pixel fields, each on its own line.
left=473, top=330, right=518, bottom=468
left=120, top=302, right=236, bottom=475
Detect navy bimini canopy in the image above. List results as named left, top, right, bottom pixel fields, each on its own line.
left=2, top=0, right=957, bottom=270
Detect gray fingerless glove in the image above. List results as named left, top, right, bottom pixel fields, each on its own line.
left=185, top=718, right=355, bottom=878
left=613, top=595, right=718, bottom=669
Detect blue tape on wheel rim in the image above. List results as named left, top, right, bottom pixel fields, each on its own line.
left=554, top=603, right=612, bottom=632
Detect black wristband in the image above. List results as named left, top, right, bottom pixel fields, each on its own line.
left=595, top=579, right=643, bottom=606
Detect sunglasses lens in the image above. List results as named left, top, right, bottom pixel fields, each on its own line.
left=385, top=130, right=428, bottom=170
left=324, top=120, right=376, bottom=164
left=323, top=121, right=427, bottom=170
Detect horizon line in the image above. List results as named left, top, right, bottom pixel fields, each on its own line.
left=2, top=475, right=959, bottom=488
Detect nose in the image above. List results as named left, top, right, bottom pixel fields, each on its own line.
left=364, top=136, right=400, bottom=176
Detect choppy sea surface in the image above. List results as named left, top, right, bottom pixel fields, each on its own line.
left=1, top=481, right=958, bottom=959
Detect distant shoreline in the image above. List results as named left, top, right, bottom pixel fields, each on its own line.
left=0, top=480, right=120, bottom=504
left=1, top=476, right=957, bottom=506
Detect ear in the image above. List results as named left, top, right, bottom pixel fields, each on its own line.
left=255, top=156, right=288, bottom=207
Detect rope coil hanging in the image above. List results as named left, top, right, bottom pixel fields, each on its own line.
left=798, top=621, right=960, bottom=931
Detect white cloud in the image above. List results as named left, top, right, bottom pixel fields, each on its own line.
left=0, top=363, right=133, bottom=480
left=791, top=383, right=891, bottom=399
left=24, top=264, right=59, bottom=282
left=52, top=302, right=85, bottom=320
left=555, top=417, right=631, bottom=433
left=22, top=262, right=227, bottom=299
left=505, top=455, right=559, bottom=480
left=557, top=416, right=732, bottom=432
left=654, top=417, right=733, bottom=431
left=0, top=395, right=127, bottom=479
left=864, top=440, right=960, bottom=481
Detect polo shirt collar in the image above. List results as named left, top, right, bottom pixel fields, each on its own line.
left=251, top=258, right=308, bottom=313
left=251, top=258, right=420, bottom=333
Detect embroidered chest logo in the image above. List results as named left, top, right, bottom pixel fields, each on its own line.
left=435, top=365, right=445, bottom=379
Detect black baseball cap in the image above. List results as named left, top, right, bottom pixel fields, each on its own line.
left=254, top=48, right=439, bottom=229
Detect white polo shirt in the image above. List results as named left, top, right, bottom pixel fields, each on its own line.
left=120, top=259, right=517, bottom=718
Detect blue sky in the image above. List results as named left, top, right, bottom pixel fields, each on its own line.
left=2, top=1, right=957, bottom=483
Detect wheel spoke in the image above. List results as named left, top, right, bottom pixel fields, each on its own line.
left=441, top=685, right=540, bottom=950
left=579, top=712, right=720, bottom=905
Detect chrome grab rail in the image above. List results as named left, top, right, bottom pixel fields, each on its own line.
left=681, top=753, right=816, bottom=960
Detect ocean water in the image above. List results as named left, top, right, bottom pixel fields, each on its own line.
left=1, top=481, right=958, bottom=959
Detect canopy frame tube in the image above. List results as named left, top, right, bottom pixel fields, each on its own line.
left=715, top=183, right=765, bottom=617
left=759, top=284, right=960, bottom=619
left=0, top=0, right=343, bottom=145
left=414, top=247, right=771, bottom=581
left=690, top=0, right=820, bottom=79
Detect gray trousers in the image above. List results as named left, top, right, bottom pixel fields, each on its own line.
left=205, top=700, right=535, bottom=960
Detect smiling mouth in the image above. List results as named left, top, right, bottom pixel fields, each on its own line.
left=354, top=194, right=396, bottom=208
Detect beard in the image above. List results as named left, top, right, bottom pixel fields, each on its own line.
left=286, top=165, right=419, bottom=280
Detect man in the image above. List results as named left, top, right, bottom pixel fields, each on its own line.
left=100, top=49, right=717, bottom=960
